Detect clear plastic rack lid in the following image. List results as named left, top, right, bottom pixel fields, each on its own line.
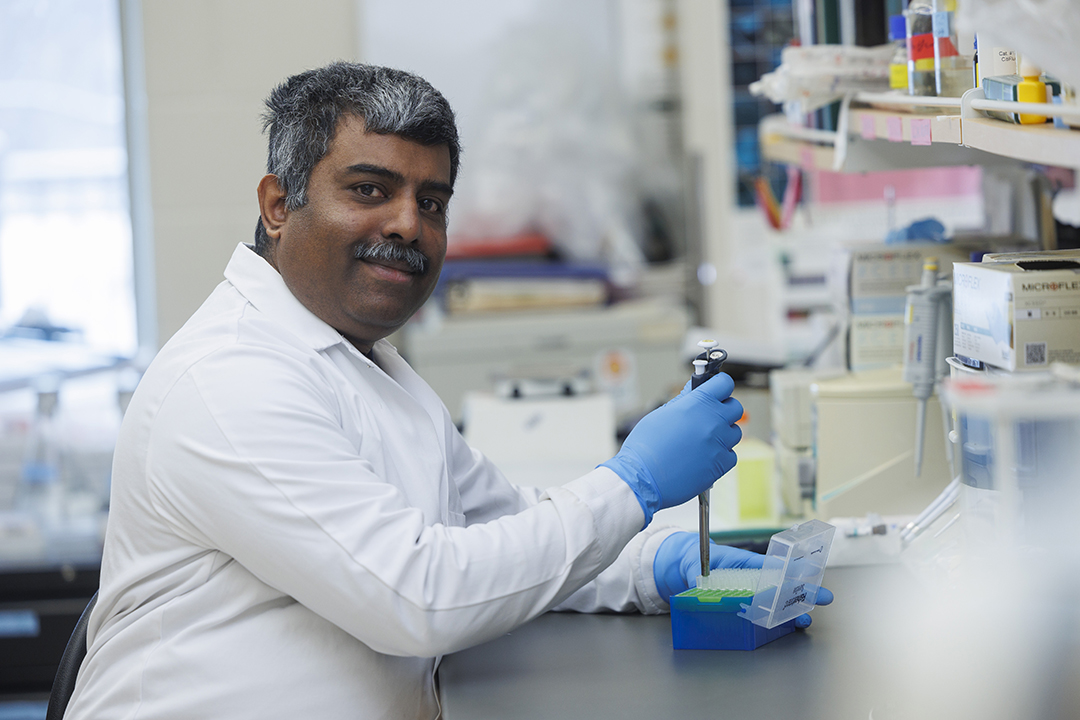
left=738, top=519, right=836, bottom=629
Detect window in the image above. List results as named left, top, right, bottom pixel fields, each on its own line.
left=729, top=0, right=794, bottom=207
left=0, top=0, right=136, bottom=357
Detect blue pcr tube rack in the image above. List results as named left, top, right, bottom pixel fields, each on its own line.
left=671, top=519, right=836, bottom=651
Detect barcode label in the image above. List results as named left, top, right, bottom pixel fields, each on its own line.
left=1025, top=342, right=1048, bottom=366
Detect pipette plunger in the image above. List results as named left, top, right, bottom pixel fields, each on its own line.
left=691, top=340, right=728, bottom=578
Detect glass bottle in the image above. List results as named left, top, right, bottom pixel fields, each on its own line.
left=905, top=2, right=936, bottom=96
left=18, top=374, right=64, bottom=527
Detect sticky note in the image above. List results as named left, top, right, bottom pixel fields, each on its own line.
left=860, top=115, right=876, bottom=140
left=886, top=116, right=904, bottom=142
left=910, top=118, right=932, bottom=145
left=932, top=11, right=950, bottom=38
left=910, top=33, right=935, bottom=61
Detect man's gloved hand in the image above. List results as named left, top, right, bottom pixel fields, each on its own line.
left=600, top=373, right=742, bottom=526
left=652, top=532, right=834, bottom=628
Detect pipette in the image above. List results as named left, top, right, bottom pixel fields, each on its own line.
left=690, top=340, right=729, bottom=578
left=901, top=258, right=951, bottom=476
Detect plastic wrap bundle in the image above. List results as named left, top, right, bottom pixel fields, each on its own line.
left=749, top=44, right=894, bottom=114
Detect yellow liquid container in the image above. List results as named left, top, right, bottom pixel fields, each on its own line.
left=1017, top=56, right=1048, bottom=125
left=733, top=437, right=775, bottom=521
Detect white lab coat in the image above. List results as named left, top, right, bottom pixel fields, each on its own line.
left=65, top=243, right=676, bottom=720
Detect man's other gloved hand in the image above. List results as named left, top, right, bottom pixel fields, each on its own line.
left=652, top=532, right=834, bottom=628
left=652, top=532, right=761, bottom=603
left=600, top=373, right=742, bottom=526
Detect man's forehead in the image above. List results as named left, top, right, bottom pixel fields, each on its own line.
left=325, top=115, right=451, bottom=184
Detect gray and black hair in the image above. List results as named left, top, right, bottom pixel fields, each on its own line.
left=254, top=62, right=460, bottom=255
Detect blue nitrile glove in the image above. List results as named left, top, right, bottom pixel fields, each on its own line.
left=600, top=373, right=742, bottom=526
left=652, top=532, right=834, bottom=628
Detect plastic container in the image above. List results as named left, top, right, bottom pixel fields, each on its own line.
left=941, top=367, right=1080, bottom=556
left=1016, top=57, right=1049, bottom=124
left=671, top=519, right=835, bottom=650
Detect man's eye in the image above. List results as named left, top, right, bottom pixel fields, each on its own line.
left=355, top=184, right=384, bottom=197
left=420, top=198, right=444, bottom=214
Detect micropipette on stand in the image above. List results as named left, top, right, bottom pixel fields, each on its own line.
left=691, top=340, right=729, bottom=579
left=901, top=258, right=952, bottom=476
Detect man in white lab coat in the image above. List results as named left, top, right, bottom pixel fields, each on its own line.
left=64, top=63, right=816, bottom=719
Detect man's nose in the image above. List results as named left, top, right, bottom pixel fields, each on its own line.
left=381, top=196, right=421, bottom=242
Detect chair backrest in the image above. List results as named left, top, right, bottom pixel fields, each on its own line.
left=46, top=591, right=98, bottom=720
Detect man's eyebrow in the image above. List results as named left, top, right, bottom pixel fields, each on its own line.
left=419, top=179, right=454, bottom=198
left=343, top=164, right=453, bottom=198
left=344, top=163, right=404, bottom=183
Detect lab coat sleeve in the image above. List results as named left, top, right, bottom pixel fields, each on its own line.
left=444, top=422, right=674, bottom=614
left=445, top=423, right=542, bottom=524
left=145, top=345, right=644, bottom=659
left=551, top=525, right=680, bottom=614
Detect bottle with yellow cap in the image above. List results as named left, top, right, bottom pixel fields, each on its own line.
left=1016, top=55, right=1049, bottom=125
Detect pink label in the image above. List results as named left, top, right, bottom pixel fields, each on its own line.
left=860, top=115, right=876, bottom=140
left=800, top=146, right=814, bottom=169
left=910, top=118, right=932, bottom=145
left=886, top=116, right=904, bottom=142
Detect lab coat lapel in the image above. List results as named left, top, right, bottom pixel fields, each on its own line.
left=371, top=342, right=465, bottom=525
left=331, top=343, right=462, bottom=528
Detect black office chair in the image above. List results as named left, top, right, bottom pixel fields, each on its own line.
left=45, top=591, right=97, bottom=720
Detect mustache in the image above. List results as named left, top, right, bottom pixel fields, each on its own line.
left=353, top=240, right=429, bottom=275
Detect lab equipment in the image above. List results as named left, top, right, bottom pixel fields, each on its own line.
left=17, top=374, right=63, bottom=525
left=462, top=391, right=617, bottom=489
left=953, top=254, right=1080, bottom=372
left=404, top=298, right=689, bottom=425
left=899, top=477, right=959, bottom=546
left=905, top=2, right=936, bottom=96
left=599, top=367, right=742, bottom=526
left=930, top=3, right=972, bottom=97
left=983, top=56, right=1050, bottom=125
left=812, top=366, right=952, bottom=518
left=671, top=519, right=835, bottom=650
left=769, top=367, right=845, bottom=516
left=902, top=257, right=952, bottom=476
left=690, top=340, right=728, bottom=579
left=942, top=364, right=1080, bottom=556
left=837, top=242, right=970, bottom=316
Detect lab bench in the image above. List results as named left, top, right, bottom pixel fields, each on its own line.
left=439, top=565, right=909, bottom=719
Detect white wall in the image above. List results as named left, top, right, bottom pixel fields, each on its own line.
left=676, top=0, right=782, bottom=350
left=133, top=0, right=359, bottom=346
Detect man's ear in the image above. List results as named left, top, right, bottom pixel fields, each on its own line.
left=257, top=174, right=288, bottom=240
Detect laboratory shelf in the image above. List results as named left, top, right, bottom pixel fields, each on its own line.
left=848, top=107, right=962, bottom=145
left=760, top=90, right=1080, bottom=171
left=960, top=116, right=1080, bottom=167
left=757, top=131, right=836, bottom=171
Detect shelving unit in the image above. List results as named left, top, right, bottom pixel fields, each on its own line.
left=758, top=115, right=837, bottom=170
left=960, top=116, right=1080, bottom=166
left=850, top=107, right=962, bottom=144
left=761, top=88, right=1080, bottom=170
